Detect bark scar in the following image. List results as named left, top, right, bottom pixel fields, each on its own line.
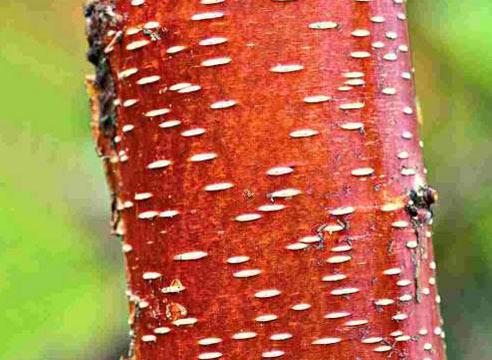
left=405, top=185, right=438, bottom=303
left=85, top=0, right=121, bottom=139
left=84, top=0, right=124, bottom=236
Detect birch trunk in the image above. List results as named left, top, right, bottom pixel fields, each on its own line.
left=85, top=0, right=447, bottom=359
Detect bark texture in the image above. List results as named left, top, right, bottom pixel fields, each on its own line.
left=86, top=0, right=447, bottom=359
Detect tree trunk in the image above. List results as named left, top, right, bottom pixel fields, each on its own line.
left=85, top=0, right=447, bottom=359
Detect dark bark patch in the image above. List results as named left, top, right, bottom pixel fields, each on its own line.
left=85, top=0, right=120, bottom=138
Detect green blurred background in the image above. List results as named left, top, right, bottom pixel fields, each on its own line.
left=0, top=1, right=490, bottom=359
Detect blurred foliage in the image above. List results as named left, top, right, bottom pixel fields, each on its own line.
left=0, top=1, right=127, bottom=359
left=0, top=0, right=490, bottom=359
left=410, top=1, right=492, bottom=358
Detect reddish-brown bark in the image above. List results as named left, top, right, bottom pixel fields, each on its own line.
left=86, top=0, right=447, bottom=359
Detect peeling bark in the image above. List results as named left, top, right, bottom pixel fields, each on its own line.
left=85, top=0, right=447, bottom=359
